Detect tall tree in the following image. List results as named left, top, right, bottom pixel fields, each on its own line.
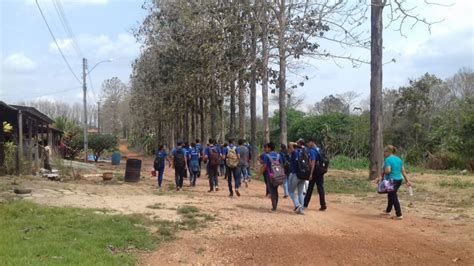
left=369, top=0, right=384, bottom=180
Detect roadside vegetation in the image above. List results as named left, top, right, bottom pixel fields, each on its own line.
left=0, top=200, right=213, bottom=265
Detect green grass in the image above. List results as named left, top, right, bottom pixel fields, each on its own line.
left=177, top=205, right=215, bottom=230
left=147, top=203, right=165, bottom=209
left=330, top=155, right=369, bottom=170
left=438, top=178, right=474, bottom=189
left=0, top=201, right=176, bottom=265
left=324, top=176, right=374, bottom=194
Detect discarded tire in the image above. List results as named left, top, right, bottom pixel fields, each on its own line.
left=124, top=159, right=141, bottom=183
left=14, top=188, right=32, bottom=194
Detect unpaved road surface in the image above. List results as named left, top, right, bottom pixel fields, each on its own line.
left=11, top=146, right=474, bottom=265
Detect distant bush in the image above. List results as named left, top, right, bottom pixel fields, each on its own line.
left=425, top=151, right=466, bottom=170
left=88, top=134, right=118, bottom=162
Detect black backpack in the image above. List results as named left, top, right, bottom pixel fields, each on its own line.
left=154, top=156, right=165, bottom=170
left=296, top=148, right=311, bottom=180
left=281, top=151, right=291, bottom=176
left=174, top=148, right=185, bottom=169
left=317, top=148, right=330, bottom=175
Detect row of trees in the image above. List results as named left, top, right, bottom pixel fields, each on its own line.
left=129, top=0, right=372, bottom=163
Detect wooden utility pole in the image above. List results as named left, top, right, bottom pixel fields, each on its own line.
left=369, top=0, right=385, bottom=180
left=83, top=58, right=88, bottom=162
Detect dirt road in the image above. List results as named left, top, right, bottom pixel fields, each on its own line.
left=18, top=144, right=474, bottom=265
left=138, top=171, right=472, bottom=265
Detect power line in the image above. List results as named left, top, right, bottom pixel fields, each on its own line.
left=87, top=69, right=98, bottom=101
left=52, top=0, right=84, bottom=59
left=35, top=0, right=82, bottom=85
left=1, top=87, right=81, bottom=99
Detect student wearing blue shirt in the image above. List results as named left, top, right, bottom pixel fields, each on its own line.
left=172, top=141, right=187, bottom=191
left=204, top=138, right=220, bottom=192
left=222, top=138, right=241, bottom=197
left=154, top=145, right=171, bottom=188
left=188, top=142, right=200, bottom=187
left=304, top=138, right=326, bottom=211
left=288, top=142, right=306, bottom=215
left=195, top=139, right=203, bottom=178
left=258, top=142, right=283, bottom=212
left=183, top=142, right=191, bottom=184
left=381, top=145, right=411, bottom=220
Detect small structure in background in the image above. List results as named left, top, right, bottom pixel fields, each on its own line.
left=0, top=101, right=63, bottom=176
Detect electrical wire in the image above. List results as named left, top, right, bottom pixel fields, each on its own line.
left=1, top=87, right=81, bottom=100
left=87, top=69, right=98, bottom=101
left=52, top=0, right=84, bottom=59
left=35, top=0, right=82, bottom=85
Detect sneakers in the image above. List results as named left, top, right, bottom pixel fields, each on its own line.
left=380, top=211, right=391, bottom=216
left=229, top=193, right=234, bottom=197
left=294, top=206, right=301, bottom=214
left=235, top=190, right=240, bottom=197
left=319, top=206, right=327, bottom=211
left=392, top=216, right=404, bottom=220
left=216, top=187, right=219, bottom=192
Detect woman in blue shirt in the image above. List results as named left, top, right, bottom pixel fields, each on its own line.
left=154, top=145, right=171, bottom=188
left=258, top=142, right=283, bottom=212
left=381, top=145, right=411, bottom=219
left=189, top=142, right=201, bottom=187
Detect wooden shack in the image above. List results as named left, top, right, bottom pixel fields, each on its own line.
left=0, top=101, right=62, bottom=176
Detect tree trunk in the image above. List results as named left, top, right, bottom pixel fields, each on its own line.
left=200, top=97, right=205, bottom=142
left=261, top=4, right=270, bottom=143
left=191, top=103, right=196, bottom=141
left=229, top=79, right=236, bottom=138
left=238, top=70, right=246, bottom=139
left=250, top=8, right=257, bottom=167
left=194, top=97, right=199, bottom=140
left=210, top=86, right=218, bottom=140
left=220, top=91, right=225, bottom=143
left=184, top=101, right=189, bottom=142
left=278, top=0, right=288, bottom=146
left=369, top=0, right=384, bottom=180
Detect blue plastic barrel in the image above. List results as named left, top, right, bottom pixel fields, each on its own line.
left=111, top=152, right=121, bottom=165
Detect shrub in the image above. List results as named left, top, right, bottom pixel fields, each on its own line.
left=4, top=142, right=16, bottom=175
left=88, top=134, right=118, bottom=162
left=425, top=151, right=466, bottom=170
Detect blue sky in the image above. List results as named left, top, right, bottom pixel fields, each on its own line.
left=1, top=0, right=473, bottom=113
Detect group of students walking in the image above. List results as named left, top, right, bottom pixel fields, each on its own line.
left=258, top=138, right=328, bottom=214
left=153, top=137, right=328, bottom=214
left=154, top=138, right=411, bottom=219
left=154, top=138, right=252, bottom=196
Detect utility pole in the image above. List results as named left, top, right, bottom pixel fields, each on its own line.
left=97, top=100, right=101, bottom=134
left=83, top=58, right=88, bottom=162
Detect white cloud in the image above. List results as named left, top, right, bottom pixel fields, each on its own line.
left=3, top=53, right=38, bottom=73
left=49, top=38, right=75, bottom=54
left=50, top=33, right=139, bottom=59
